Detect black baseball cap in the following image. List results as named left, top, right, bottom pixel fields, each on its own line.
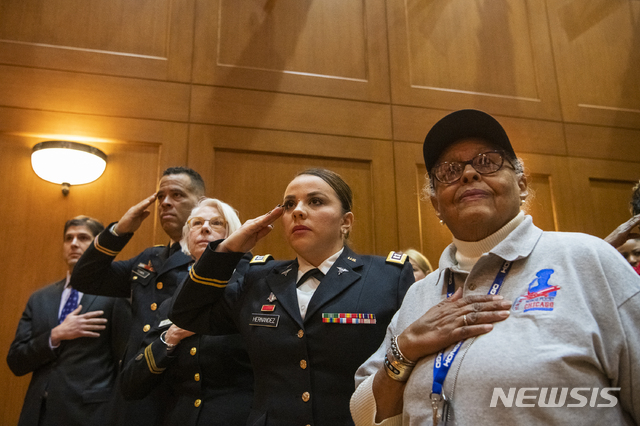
left=423, top=109, right=516, bottom=174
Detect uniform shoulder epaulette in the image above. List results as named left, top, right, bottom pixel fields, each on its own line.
left=386, top=251, right=408, bottom=265
left=250, top=254, right=273, bottom=264
left=154, top=244, right=165, bottom=247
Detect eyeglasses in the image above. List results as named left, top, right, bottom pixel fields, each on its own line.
left=431, top=151, right=509, bottom=184
left=187, top=216, right=227, bottom=231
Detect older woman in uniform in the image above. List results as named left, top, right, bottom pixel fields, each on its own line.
left=351, top=110, right=640, bottom=425
left=120, top=198, right=254, bottom=426
left=170, top=168, right=414, bottom=426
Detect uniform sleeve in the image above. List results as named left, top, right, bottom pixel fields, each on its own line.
left=120, top=300, right=175, bottom=400
left=69, top=223, right=137, bottom=298
left=169, top=241, right=247, bottom=335
left=396, top=261, right=415, bottom=306
left=6, top=294, right=58, bottom=376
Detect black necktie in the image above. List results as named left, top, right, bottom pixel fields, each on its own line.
left=297, top=268, right=324, bottom=287
left=169, top=242, right=181, bottom=257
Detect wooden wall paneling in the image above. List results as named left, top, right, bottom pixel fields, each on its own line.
left=518, top=153, right=576, bottom=232
left=187, top=124, right=398, bottom=259
left=386, top=0, right=561, bottom=120
left=568, top=157, right=640, bottom=238
left=191, top=0, right=390, bottom=102
left=565, top=123, right=640, bottom=163
left=189, top=85, right=393, bottom=139
left=391, top=106, right=567, bottom=155
left=393, top=141, right=451, bottom=269
left=0, top=134, right=162, bottom=425
left=0, top=106, right=192, bottom=245
left=393, top=142, right=576, bottom=269
left=0, top=65, right=191, bottom=122
left=0, top=0, right=196, bottom=81
left=547, top=0, right=640, bottom=128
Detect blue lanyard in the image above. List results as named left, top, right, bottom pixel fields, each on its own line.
left=433, top=260, right=512, bottom=396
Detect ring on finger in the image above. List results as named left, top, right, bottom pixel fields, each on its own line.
left=463, top=314, right=469, bottom=327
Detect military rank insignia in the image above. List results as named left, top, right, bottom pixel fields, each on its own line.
left=386, top=251, right=407, bottom=265
left=250, top=254, right=273, bottom=264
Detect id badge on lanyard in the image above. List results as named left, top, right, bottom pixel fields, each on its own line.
left=430, top=260, right=512, bottom=425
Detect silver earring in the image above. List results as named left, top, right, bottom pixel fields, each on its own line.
left=439, top=219, right=444, bottom=225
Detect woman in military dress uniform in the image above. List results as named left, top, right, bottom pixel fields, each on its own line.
left=170, top=168, right=414, bottom=426
left=120, top=198, right=254, bottom=426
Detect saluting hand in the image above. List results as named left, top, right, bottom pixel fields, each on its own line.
left=50, top=305, right=108, bottom=346
left=113, top=193, right=158, bottom=235
left=604, top=214, right=640, bottom=249
left=397, top=288, right=512, bottom=362
left=217, top=205, right=284, bottom=253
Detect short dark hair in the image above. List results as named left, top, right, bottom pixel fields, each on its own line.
left=64, top=216, right=104, bottom=239
left=296, top=168, right=353, bottom=214
left=631, top=181, right=640, bottom=216
left=162, top=167, right=205, bottom=197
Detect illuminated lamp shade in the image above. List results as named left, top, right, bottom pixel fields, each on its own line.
left=31, top=141, right=107, bottom=195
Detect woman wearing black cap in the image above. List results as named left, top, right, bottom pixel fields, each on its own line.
left=350, top=109, right=640, bottom=425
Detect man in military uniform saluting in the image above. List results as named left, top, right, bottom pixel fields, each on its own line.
left=70, top=167, right=205, bottom=425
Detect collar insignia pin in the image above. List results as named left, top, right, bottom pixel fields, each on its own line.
left=281, top=268, right=292, bottom=276
left=337, top=267, right=348, bottom=275
left=348, top=257, right=356, bottom=262
left=268, top=292, right=277, bottom=302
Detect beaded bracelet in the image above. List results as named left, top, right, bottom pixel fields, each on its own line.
left=384, top=335, right=416, bottom=382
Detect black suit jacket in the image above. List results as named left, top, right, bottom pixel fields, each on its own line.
left=7, top=279, right=130, bottom=426
left=170, top=244, right=414, bottom=426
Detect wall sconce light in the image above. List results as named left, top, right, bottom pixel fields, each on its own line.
left=31, top=141, right=107, bottom=196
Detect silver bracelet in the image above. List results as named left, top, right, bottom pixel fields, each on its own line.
left=160, top=330, right=177, bottom=350
left=109, top=223, right=120, bottom=237
left=384, top=335, right=416, bottom=382
left=391, top=335, right=416, bottom=365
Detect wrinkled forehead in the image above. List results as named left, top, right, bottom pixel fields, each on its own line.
left=436, top=138, right=498, bottom=163
left=188, top=205, right=221, bottom=221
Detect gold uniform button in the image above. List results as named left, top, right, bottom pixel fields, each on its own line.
left=302, top=392, right=310, bottom=402
left=194, top=373, right=200, bottom=382
left=190, top=347, right=197, bottom=356
left=143, top=324, right=151, bottom=332
left=157, top=282, right=163, bottom=290
left=300, top=360, right=307, bottom=369
left=194, top=399, right=201, bottom=407
left=297, top=329, right=304, bottom=338
left=133, top=276, right=138, bottom=280
left=150, top=303, right=157, bottom=311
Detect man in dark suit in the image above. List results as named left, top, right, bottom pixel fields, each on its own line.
left=7, top=216, right=130, bottom=426
left=69, top=166, right=205, bottom=425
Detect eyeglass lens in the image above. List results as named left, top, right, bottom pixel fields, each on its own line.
left=433, top=151, right=504, bottom=184
left=189, top=217, right=226, bottom=229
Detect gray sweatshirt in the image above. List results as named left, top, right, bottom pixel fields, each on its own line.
left=353, top=216, right=640, bottom=425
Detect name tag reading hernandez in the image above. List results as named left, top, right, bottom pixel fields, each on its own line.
left=322, top=313, right=376, bottom=324
left=250, top=314, right=280, bottom=327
